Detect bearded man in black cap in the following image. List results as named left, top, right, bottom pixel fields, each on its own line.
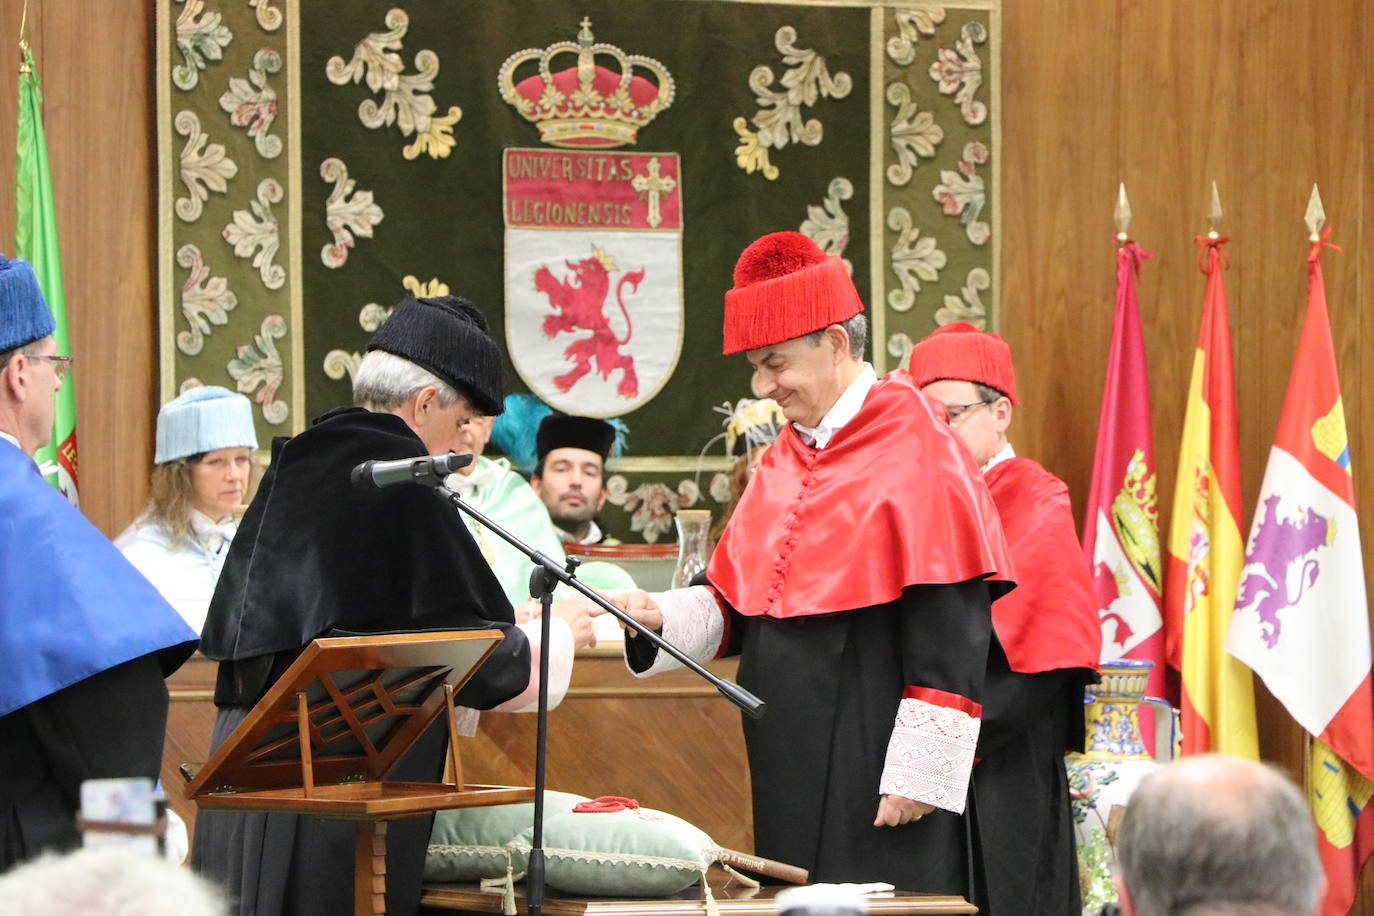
left=531, top=414, right=619, bottom=546
left=193, top=296, right=531, bottom=916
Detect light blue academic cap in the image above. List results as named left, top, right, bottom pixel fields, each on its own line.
left=0, top=255, right=55, bottom=352
left=154, top=386, right=259, bottom=464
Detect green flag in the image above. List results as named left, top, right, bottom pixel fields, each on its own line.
left=16, top=43, right=78, bottom=506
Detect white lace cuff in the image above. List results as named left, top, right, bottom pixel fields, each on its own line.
left=628, top=586, right=725, bottom=678
left=879, top=691, right=981, bottom=814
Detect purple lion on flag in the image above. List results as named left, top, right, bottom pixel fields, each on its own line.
left=1235, top=494, right=1334, bottom=648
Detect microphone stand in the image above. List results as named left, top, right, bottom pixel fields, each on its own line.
left=430, top=481, right=766, bottom=916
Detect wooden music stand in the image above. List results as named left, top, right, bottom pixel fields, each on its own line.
left=185, top=631, right=534, bottom=916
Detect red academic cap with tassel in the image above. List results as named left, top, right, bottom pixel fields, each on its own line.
left=721, top=231, right=864, bottom=355
left=908, top=321, right=1018, bottom=404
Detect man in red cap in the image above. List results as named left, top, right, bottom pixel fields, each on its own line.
left=607, top=232, right=1015, bottom=896
left=910, top=322, right=1102, bottom=916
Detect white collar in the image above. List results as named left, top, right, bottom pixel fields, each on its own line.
left=792, top=364, right=878, bottom=449
left=0, top=431, right=19, bottom=450
left=190, top=507, right=237, bottom=550
left=559, top=518, right=603, bottom=545
left=983, top=441, right=1016, bottom=472
left=447, top=455, right=508, bottom=499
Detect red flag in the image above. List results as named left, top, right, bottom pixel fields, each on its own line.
left=1082, top=241, right=1170, bottom=736
left=1163, top=235, right=1257, bottom=757
left=1224, top=229, right=1374, bottom=914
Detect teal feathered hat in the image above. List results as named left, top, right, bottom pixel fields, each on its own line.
left=490, top=394, right=627, bottom=475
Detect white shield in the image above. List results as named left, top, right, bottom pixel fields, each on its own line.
left=504, top=149, right=683, bottom=417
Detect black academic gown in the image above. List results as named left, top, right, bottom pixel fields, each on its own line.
left=192, top=408, right=530, bottom=916
left=627, top=579, right=994, bottom=895
left=968, top=653, right=1087, bottom=916
left=0, top=653, right=170, bottom=869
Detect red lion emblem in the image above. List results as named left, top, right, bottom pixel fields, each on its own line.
left=534, top=247, right=643, bottom=397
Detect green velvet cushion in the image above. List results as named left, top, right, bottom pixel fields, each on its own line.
left=426, top=791, right=589, bottom=882
left=507, top=804, right=719, bottom=897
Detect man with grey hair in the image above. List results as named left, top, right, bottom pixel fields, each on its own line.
left=194, top=295, right=531, bottom=916
left=1115, top=754, right=1324, bottom=916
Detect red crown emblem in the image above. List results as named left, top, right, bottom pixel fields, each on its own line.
left=498, top=18, right=675, bottom=149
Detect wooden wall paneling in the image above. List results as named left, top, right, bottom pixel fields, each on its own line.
left=997, top=0, right=1120, bottom=504
left=0, top=0, right=156, bottom=538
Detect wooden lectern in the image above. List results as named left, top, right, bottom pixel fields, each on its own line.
left=184, top=631, right=534, bottom=916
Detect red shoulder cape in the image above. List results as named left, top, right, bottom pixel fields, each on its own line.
left=984, top=457, right=1102, bottom=673
left=708, top=370, right=1015, bottom=618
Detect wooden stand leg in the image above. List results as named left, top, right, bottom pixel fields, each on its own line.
left=354, top=820, right=387, bottom=916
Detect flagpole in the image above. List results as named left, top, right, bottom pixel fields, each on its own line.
left=1299, top=183, right=1324, bottom=801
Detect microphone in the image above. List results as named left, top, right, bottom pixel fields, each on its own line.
left=350, top=452, right=473, bottom=489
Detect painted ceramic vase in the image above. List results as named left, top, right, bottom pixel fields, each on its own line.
left=1065, top=659, right=1176, bottom=912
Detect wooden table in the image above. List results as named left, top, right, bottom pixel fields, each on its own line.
left=421, top=870, right=977, bottom=915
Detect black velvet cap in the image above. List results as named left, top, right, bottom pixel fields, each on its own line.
left=366, top=295, right=504, bottom=415
left=536, top=414, right=616, bottom=463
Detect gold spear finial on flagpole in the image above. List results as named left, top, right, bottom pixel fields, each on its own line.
left=1305, top=184, right=1326, bottom=242
left=1114, top=183, right=1132, bottom=242
left=1206, top=181, right=1223, bottom=240
left=18, top=0, right=31, bottom=74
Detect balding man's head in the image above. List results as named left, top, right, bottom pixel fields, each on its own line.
left=1115, top=754, right=1323, bottom=916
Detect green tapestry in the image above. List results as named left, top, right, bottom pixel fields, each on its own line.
left=157, top=0, right=999, bottom=542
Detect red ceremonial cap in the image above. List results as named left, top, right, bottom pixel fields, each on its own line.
left=908, top=321, right=1018, bottom=404
left=721, top=231, right=864, bottom=355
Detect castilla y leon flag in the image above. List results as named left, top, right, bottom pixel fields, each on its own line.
left=1163, top=233, right=1257, bottom=757
left=1225, top=229, right=1374, bottom=916
left=15, top=43, right=78, bottom=506
left=1082, top=240, right=1169, bottom=712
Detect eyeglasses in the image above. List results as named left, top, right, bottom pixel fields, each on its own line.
left=27, top=354, right=74, bottom=380
left=945, top=399, right=993, bottom=422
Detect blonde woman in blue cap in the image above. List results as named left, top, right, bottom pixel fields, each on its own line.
left=116, top=386, right=258, bottom=634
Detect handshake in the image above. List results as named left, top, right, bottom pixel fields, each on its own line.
left=513, top=589, right=663, bottom=650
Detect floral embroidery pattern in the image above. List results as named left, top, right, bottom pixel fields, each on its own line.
left=324, top=8, right=464, bottom=160
left=886, top=82, right=942, bottom=187
left=935, top=267, right=991, bottom=328
left=320, top=158, right=384, bottom=268
left=173, top=0, right=233, bottom=91
left=175, top=110, right=238, bottom=222
left=933, top=141, right=990, bottom=244
left=175, top=244, right=238, bottom=356
left=709, top=473, right=732, bottom=504
left=228, top=315, right=288, bottom=424
left=887, top=332, right=915, bottom=368
left=929, top=21, right=988, bottom=125
left=219, top=48, right=283, bottom=159
left=886, top=8, right=946, bottom=66
left=322, top=276, right=444, bottom=382
left=800, top=177, right=853, bottom=273
left=732, top=26, right=853, bottom=180
left=223, top=178, right=286, bottom=290
left=322, top=350, right=361, bottom=383
left=887, top=207, right=946, bottom=311
left=606, top=476, right=701, bottom=543
left=248, top=0, right=282, bottom=31
left=179, top=377, right=205, bottom=394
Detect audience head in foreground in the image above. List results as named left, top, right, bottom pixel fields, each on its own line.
left=1115, top=753, right=1323, bottom=916
left=0, top=846, right=226, bottom=916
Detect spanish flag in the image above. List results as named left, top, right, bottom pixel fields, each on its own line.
left=1162, top=234, right=1258, bottom=757
left=1225, top=229, right=1374, bottom=915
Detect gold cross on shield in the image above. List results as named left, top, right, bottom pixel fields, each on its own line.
left=631, top=157, right=676, bottom=229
